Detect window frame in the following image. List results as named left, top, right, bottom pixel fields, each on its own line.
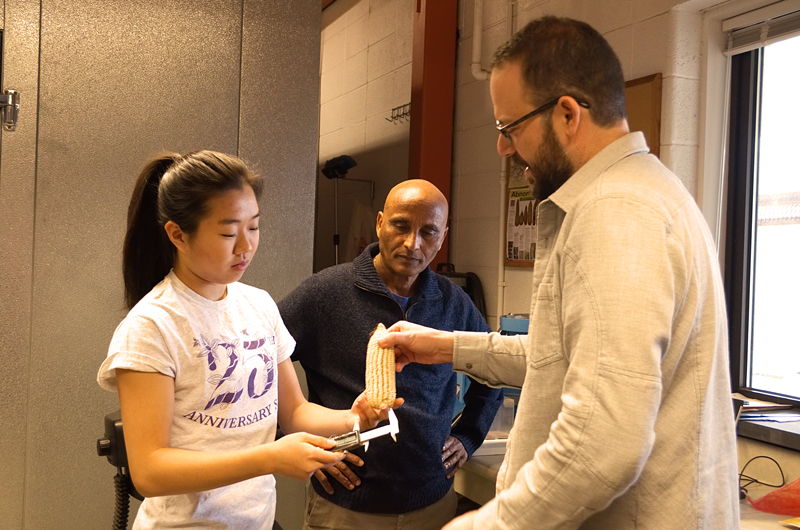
left=724, top=46, right=800, bottom=407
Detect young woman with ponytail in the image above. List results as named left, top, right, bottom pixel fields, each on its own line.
left=98, top=151, right=396, bottom=529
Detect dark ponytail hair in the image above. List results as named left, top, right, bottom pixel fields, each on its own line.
left=123, top=150, right=264, bottom=309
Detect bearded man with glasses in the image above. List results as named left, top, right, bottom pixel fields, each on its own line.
left=380, top=16, right=740, bottom=530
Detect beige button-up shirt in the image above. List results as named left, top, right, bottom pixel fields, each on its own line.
left=455, top=133, right=739, bottom=529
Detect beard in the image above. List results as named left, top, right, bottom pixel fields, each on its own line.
left=516, top=118, right=574, bottom=202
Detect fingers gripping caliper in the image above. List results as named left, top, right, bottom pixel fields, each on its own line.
left=329, top=409, right=399, bottom=452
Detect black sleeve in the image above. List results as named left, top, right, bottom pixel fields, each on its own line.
left=276, top=276, right=318, bottom=364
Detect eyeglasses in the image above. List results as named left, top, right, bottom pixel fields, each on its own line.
left=495, top=96, right=591, bottom=140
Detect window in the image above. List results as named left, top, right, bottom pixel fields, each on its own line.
left=725, top=30, right=800, bottom=405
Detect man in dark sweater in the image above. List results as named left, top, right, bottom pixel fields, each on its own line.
left=278, top=179, right=502, bottom=530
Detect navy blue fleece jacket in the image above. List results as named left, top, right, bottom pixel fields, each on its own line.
left=278, top=243, right=502, bottom=514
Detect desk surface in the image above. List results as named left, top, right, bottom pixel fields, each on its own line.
left=455, top=455, right=795, bottom=529
left=740, top=501, right=794, bottom=529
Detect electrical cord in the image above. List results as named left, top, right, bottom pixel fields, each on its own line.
left=113, top=471, right=131, bottom=530
left=739, top=455, right=786, bottom=499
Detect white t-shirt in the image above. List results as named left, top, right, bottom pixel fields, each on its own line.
left=98, top=271, right=295, bottom=529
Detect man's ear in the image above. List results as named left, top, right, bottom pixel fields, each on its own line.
left=555, top=96, right=582, bottom=139
left=439, top=226, right=449, bottom=249
left=376, top=211, right=384, bottom=238
left=164, top=220, right=187, bottom=251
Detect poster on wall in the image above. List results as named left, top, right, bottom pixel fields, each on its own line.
left=506, top=187, right=536, bottom=267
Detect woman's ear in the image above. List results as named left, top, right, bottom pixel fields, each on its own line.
left=164, top=220, right=187, bottom=251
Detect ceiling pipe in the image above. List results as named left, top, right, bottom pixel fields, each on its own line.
left=469, top=0, right=516, bottom=328
left=468, top=0, right=518, bottom=327
left=471, top=0, right=491, bottom=81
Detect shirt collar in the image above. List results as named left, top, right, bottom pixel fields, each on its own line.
left=353, top=242, right=442, bottom=302
left=547, top=131, right=650, bottom=214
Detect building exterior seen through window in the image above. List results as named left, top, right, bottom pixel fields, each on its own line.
left=736, top=35, right=800, bottom=401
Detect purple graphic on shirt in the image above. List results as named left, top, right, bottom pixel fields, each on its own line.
left=196, top=331, right=275, bottom=411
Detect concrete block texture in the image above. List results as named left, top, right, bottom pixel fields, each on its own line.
left=341, top=85, right=368, bottom=128
left=455, top=218, right=502, bottom=270
left=366, top=72, right=396, bottom=118
left=345, top=0, right=370, bottom=25
left=394, top=63, right=413, bottom=105
left=666, top=8, right=702, bottom=79
left=395, top=22, right=414, bottom=69
left=343, top=120, right=369, bottom=150
left=323, top=5, right=349, bottom=41
left=632, top=9, right=701, bottom=80
left=456, top=37, right=478, bottom=86
left=459, top=123, right=504, bottom=176
left=517, top=0, right=569, bottom=24
left=320, top=96, right=345, bottom=136
left=458, top=171, right=508, bottom=221
left=634, top=0, right=685, bottom=21
left=460, top=0, right=514, bottom=40
left=517, top=0, right=553, bottom=15
left=320, top=120, right=367, bottom=163
left=322, top=28, right=346, bottom=73
left=661, top=74, right=700, bottom=146
left=398, top=0, right=416, bottom=28
left=631, top=12, right=670, bottom=78
left=346, top=13, right=369, bottom=58
left=660, top=143, right=699, bottom=197
left=368, top=0, right=397, bottom=45
left=481, top=21, right=512, bottom=70
left=368, top=33, right=397, bottom=82
left=365, top=113, right=409, bottom=151
left=343, top=49, right=369, bottom=93
left=457, top=79, right=496, bottom=131
left=319, top=130, right=340, bottom=163
left=321, top=67, right=345, bottom=104
left=574, top=0, right=635, bottom=34
left=605, top=24, right=634, bottom=81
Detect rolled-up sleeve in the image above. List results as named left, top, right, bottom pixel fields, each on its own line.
left=453, top=331, right=528, bottom=389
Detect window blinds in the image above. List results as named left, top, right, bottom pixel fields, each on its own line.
left=724, top=0, right=800, bottom=55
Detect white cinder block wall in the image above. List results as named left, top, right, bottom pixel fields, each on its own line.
left=316, top=0, right=415, bottom=271
left=450, top=0, right=705, bottom=329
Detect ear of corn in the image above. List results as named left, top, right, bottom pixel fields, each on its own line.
left=365, top=323, right=396, bottom=408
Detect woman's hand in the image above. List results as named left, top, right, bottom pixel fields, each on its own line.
left=347, top=392, right=404, bottom=431
left=266, top=432, right=345, bottom=481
